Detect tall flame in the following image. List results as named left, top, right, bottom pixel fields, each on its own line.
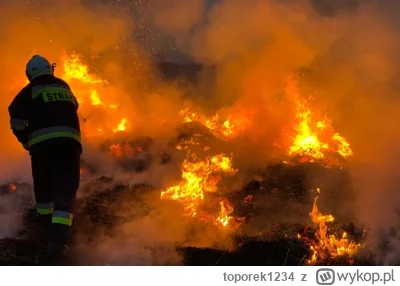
left=60, top=52, right=129, bottom=138
left=286, top=77, right=353, bottom=161
left=216, top=199, right=235, bottom=227
left=306, top=188, right=360, bottom=264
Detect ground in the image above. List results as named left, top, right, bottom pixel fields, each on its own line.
left=0, top=155, right=374, bottom=266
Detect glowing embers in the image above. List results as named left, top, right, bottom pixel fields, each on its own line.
left=179, top=108, right=254, bottom=141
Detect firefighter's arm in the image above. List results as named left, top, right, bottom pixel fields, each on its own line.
left=8, top=88, right=30, bottom=150
left=73, top=95, right=79, bottom=110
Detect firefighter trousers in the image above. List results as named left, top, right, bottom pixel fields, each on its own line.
left=30, top=143, right=80, bottom=244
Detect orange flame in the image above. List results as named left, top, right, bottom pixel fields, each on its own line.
left=216, top=199, right=234, bottom=227
left=9, top=183, right=17, bottom=192
left=161, top=151, right=237, bottom=227
left=179, top=108, right=253, bottom=141
left=62, top=53, right=107, bottom=86
left=60, top=52, right=129, bottom=137
left=108, top=142, right=136, bottom=158
left=286, top=77, right=353, bottom=162
left=113, top=118, right=127, bottom=133
left=305, top=188, right=360, bottom=264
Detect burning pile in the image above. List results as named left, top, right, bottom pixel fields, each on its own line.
left=61, top=54, right=361, bottom=263
left=299, top=188, right=362, bottom=265
left=179, top=108, right=254, bottom=141
left=162, top=74, right=359, bottom=262
left=178, top=76, right=353, bottom=166
left=285, top=77, right=353, bottom=164
left=160, top=151, right=242, bottom=228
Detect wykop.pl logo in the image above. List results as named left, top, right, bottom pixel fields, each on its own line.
left=316, top=268, right=335, bottom=285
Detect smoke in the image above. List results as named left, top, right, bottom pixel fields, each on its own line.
left=146, top=0, right=400, bottom=264
left=2, top=0, right=400, bottom=265
left=0, top=0, right=188, bottom=263
left=0, top=0, right=123, bottom=170
left=0, top=0, right=123, bottom=242
left=0, top=183, right=34, bottom=239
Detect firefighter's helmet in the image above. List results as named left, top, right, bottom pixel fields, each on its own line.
left=25, top=55, right=55, bottom=80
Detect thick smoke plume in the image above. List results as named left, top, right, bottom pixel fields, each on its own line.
left=146, top=0, right=400, bottom=264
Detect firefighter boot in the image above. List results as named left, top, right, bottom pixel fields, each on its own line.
left=46, top=223, right=70, bottom=256
left=19, top=209, right=52, bottom=239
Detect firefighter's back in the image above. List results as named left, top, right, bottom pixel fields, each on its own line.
left=8, top=54, right=83, bottom=256
left=28, top=74, right=82, bottom=155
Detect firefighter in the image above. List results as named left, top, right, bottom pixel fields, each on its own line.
left=8, top=55, right=82, bottom=255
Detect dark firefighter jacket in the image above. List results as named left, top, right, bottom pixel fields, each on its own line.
left=8, top=74, right=82, bottom=154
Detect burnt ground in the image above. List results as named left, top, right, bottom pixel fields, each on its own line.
left=0, top=155, right=375, bottom=266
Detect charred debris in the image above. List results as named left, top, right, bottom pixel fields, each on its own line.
left=0, top=130, right=373, bottom=266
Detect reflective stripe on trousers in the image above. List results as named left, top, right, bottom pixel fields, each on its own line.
left=52, top=211, right=73, bottom=226
left=36, top=202, right=54, bottom=215
left=28, top=126, right=81, bottom=147
left=10, top=118, right=28, bottom=130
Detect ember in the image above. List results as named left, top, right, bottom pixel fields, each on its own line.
left=109, top=143, right=134, bottom=158
left=9, top=183, right=17, bottom=192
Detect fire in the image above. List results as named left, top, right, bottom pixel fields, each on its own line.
left=175, top=137, right=201, bottom=150
left=60, top=52, right=129, bottom=137
left=216, top=199, right=234, bottom=227
left=62, top=53, right=107, bottom=86
left=179, top=108, right=253, bottom=140
left=305, top=188, right=360, bottom=264
left=286, top=78, right=353, bottom=161
left=109, top=142, right=134, bottom=158
left=179, top=77, right=352, bottom=165
left=332, top=133, right=353, bottom=158
left=90, top=90, right=103, bottom=106
left=113, top=118, right=127, bottom=133
left=8, top=183, right=16, bottom=192
left=161, top=151, right=237, bottom=227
